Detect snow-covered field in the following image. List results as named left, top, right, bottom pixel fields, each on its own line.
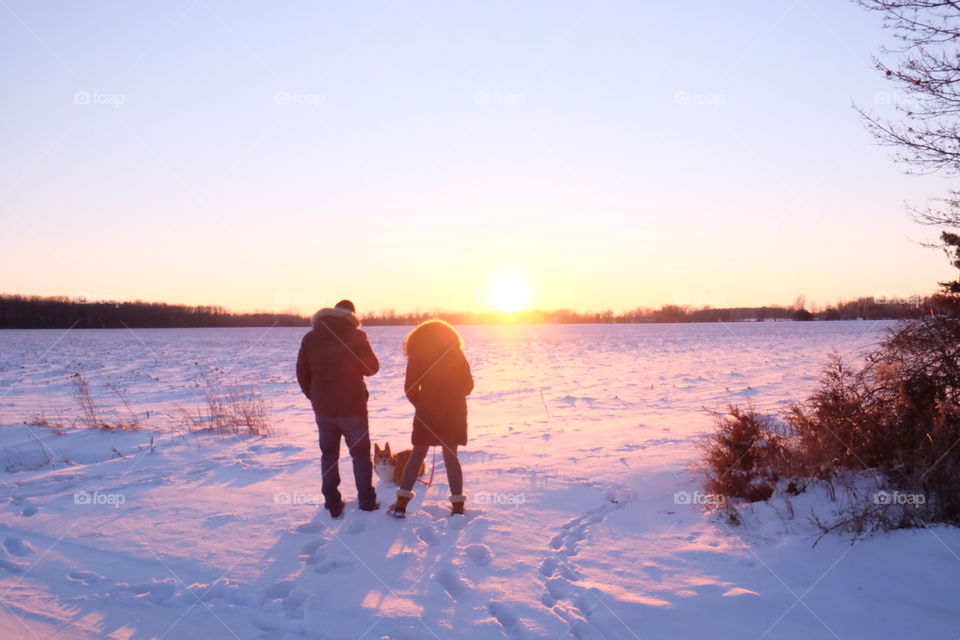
left=1, top=321, right=959, bottom=639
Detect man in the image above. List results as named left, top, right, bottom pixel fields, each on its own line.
left=296, top=299, right=380, bottom=517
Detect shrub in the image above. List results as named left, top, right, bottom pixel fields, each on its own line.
left=702, top=406, right=785, bottom=503
left=704, top=309, right=960, bottom=531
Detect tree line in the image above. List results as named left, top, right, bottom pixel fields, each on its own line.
left=0, top=295, right=305, bottom=329
left=365, top=296, right=930, bottom=325
left=0, top=293, right=930, bottom=329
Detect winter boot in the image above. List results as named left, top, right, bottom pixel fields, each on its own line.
left=450, top=494, right=466, bottom=516
left=326, top=501, right=345, bottom=519
left=387, top=489, right=414, bottom=518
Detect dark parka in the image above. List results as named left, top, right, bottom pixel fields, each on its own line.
left=405, top=347, right=473, bottom=446
left=296, top=308, right=379, bottom=417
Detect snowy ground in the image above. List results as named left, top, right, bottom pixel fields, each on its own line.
left=1, top=321, right=959, bottom=639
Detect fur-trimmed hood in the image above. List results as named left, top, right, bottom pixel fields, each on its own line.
left=311, top=307, right=360, bottom=330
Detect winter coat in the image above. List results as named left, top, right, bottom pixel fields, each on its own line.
left=405, top=347, right=473, bottom=446
left=296, top=308, right=379, bottom=417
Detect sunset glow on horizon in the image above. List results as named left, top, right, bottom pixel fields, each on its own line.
left=0, top=1, right=955, bottom=315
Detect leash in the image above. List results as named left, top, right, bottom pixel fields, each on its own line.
left=417, top=446, right=438, bottom=487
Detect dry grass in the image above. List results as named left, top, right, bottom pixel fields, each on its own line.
left=24, top=413, right=66, bottom=434
left=70, top=373, right=140, bottom=431
left=180, top=370, right=272, bottom=437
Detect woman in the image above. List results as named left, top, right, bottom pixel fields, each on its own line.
left=388, top=319, right=473, bottom=517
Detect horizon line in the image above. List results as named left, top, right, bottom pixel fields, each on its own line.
left=0, top=291, right=934, bottom=318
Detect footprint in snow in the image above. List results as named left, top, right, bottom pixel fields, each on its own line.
left=300, top=538, right=329, bottom=564
left=551, top=500, right=625, bottom=557
left=283, top=588, right=308, bottom=617
left=415, top=525, right=439, bottom=546
left=305, top=549, right=327, bottom=565
left=67, top=570, right=104, bottom=585
left=344, top=519, right=365, bottom=535
left=488, top=602, right=525, bottom=635
left=571, top=588, right=604, bottom=618
left=435, top=568, right=469, bottom=601
left=296, top=521, right=326, bottom=534
left=550, top=526, right=587, bottom=556
left=464, top=544, right=491, bottom=566
left=0, top=558, right=26, bottom=576
left=421, top=504, right=452, bottom=520
left=260, top=581, right=294, bottom=602
left=539, top=558, right=557, bottom=578
left=3, top=537, right=34, bottom=557
left=21, top=506, right=38, bottom=517
left=546, top=577, right=568, bottom=603
left=300, top=539, right=325, bottom=555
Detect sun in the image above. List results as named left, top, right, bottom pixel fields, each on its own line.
left=488, top=272, right=532, bottom=313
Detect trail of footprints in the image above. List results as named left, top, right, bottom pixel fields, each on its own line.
left=538, top=497, right=627, bottom=640
left=289, top=510, right=501, bottom=631
left=7, top=498, right=622, bottom=638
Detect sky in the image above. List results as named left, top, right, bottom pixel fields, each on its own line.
left=0, top=0, right=955, bottom=314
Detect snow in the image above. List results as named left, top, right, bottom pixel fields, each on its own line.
left=1, top=321, right=959, bottom=639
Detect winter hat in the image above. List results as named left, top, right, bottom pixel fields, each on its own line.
left=335, top=299, right=356, bottom=313
left=312, top=306, right=360, bottom=329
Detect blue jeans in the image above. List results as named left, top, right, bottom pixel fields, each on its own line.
left=315, top=415, right=377, bottom=508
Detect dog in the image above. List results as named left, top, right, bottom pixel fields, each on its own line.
left=374, top=442, right=426, bottom=485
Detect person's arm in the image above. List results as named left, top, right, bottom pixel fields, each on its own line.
left=296, top=334, right=312, bottom=398
left=354, top=331, right=380, bottom=376
left=461, top=352, right=474, bottom=396
left=404, top=359, right=421, bottom=406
